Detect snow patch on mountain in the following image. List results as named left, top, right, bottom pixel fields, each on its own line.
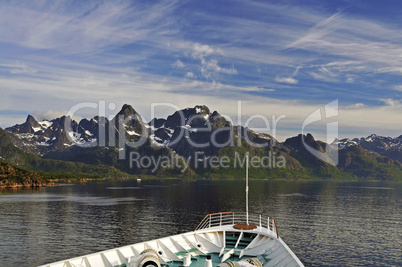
left=32, top=126, right=42, bottom=132
left=333, top=138, right=359, bottom=148
left=181, top=125, right=198, bottom=132
left=36, top=141, right=50, bottom=146
left=39, top=120, right=52, bottom=129
left=150, top=134, right=168, bottom=146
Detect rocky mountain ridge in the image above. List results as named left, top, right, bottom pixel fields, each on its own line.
left=2, top=104, right=402, bottom=180
left=333, top=134, right=402, bottom=162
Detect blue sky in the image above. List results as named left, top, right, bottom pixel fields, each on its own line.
left=0, top=0, right=401, bottom=141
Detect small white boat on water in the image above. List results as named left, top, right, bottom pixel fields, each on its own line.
left=40, top=155, right=304, bottom=267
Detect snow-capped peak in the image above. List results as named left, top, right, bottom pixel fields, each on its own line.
left=39, top=120, right=53, bottom=129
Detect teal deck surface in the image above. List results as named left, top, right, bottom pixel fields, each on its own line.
left=164, top=253, right=226, bottom=267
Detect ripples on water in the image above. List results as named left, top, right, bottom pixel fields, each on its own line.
left=0, top=180, right=400, bottom=266
left=0, top=194, right=140, bottom=205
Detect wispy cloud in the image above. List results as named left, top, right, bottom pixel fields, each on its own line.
left=0, top=61, right=37, bottom=74
left=275, top=76, right=298, bottom=84
left=275, top=66, right=300, bottom=84
left=172, top=59, right=185, bottom=68
left=0, top=0, right=401, bottom=139
left=343, top=103, right=365, bottom=110
left=287, top=11, right=343, bottom=49
left=168, top=41, right=238, bottom=81
left=286, top=9, right=402, bottom=78
left=33, top=110, right=69, bottom=120
left=201, top=60, right=237, bottom=78
left=309, top=66, right=338, bottom=82
left=191, top=43, right=220, bottom=59
left=186, top=72, right=194, bottom=78
left=0, top=1, right=181, bottom=53
left=242, top=86, right=275, bottom=92
left=394, top=85, right=402, bottom=92
left=380, top=98, right=401, bottom=107
left=345, top=74, right=355, bottom=83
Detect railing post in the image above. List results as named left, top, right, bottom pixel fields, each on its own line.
left=209, top=215, right=211, bottom=228
left=267, top=217, right=270, bottom=233
left=220, top=213, right=222, bottom=226
left=233, top=213, right=235, bottom=225
left=259, top=214, right=262, bottom=228
left=274, top=219, right=279, bottom=238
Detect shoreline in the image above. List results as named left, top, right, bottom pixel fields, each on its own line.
left=1, top=175, right=399, bottom=189
left=0, top=177, right=105, bottom=189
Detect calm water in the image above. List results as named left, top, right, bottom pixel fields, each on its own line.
left=0, top=180, right=400, bottom=266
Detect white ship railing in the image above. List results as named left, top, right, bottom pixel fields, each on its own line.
left=194, top=211, right=279, bottom=238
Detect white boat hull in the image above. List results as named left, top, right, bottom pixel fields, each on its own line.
left=39, top=212, right=304, bottom=267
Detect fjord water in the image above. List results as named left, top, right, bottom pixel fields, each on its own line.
left=0, top=180, right=400, bottom=266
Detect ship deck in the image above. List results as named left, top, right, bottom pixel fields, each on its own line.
left=39, top=212, right=304, bottom=267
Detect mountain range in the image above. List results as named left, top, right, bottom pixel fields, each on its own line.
left=1, top=104, right=401, bottom=181
left=334, top=135, right=402, bottom=162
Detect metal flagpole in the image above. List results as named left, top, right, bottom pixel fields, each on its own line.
left=246, top=153, right=249, bottom=225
